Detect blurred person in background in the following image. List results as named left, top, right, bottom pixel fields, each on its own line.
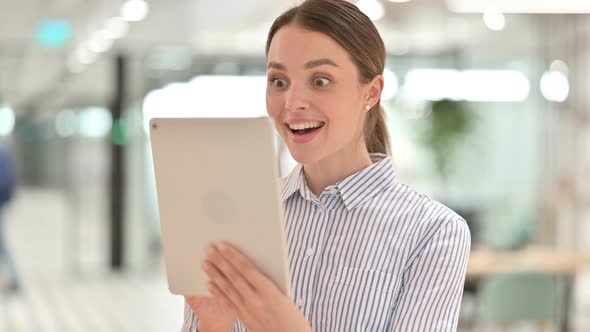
left=0, top=139, right=19, bottom=293
left=182, top=0, right=470, bottom=331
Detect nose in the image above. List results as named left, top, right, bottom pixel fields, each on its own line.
left=284, top=83, right=310, bottom=111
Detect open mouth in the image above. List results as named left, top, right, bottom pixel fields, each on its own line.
left=286, top=122, right=325, bottom=135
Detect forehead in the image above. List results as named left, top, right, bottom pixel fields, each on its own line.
left=267, top=24, right=354, bottom=68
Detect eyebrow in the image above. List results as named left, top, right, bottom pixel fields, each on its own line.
left=305, top=58, right=339, bottom=69
left=267, top=58, right=339, bottom=70
left=267, top=62, right=286, bottom=70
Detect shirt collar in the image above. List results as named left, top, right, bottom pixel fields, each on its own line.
left=280, top=163, right=304, bottom=202
left=281, top=153, right=397, bottom=211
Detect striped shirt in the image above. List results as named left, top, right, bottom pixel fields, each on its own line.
left=183, top=153, right=471, bottom=331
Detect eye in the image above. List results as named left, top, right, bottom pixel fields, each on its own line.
left=271, top=78, right=287, bottom=88
left=313, top=77, right=331, bottom=87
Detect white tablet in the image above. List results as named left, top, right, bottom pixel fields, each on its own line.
left=149, top=117, right=291, bottom=296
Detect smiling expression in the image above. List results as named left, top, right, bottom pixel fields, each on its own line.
left=266, top=24, right=371, bottom=165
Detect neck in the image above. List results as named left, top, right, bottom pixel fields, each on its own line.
left=303, top=141, right=373, bottom=197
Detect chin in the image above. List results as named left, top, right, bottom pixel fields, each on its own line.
left=287, top=147, right=322, bottom=166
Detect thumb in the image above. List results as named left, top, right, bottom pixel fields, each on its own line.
left=185, top=295, right=207, bottom=310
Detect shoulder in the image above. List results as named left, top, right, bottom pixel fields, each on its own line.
left=386, top=183, right=470, bottom=271
left=386, top=181, right=470, bottom=245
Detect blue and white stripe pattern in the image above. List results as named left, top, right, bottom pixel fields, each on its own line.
left=183, top=153, right=471, bottom=331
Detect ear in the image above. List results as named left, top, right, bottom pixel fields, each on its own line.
left=364, top=75, right=384, bottom=112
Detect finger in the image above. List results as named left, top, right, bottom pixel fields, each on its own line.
left=185, top=295, right=214, bottom=314
left=207, top=281, right=257, bottom=327
left=207, top=281, right=236, bottom=310
left=206, top=245, right=258, bottom=299
left=202, top=259, right=245, bottom=308
left=217, top=243, right=276, bottom=294
left=185, top=295, right=203, bottom=308
left=208, top=280, right=259, bottom=326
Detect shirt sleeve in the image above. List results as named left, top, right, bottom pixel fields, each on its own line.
left=181, top=300, right=246, bottom=332
left=389, top=217, right=471, bottom=331
left=181, top=300, right=198, bottom=332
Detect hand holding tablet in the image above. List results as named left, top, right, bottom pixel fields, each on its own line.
left=149, top=117, right=291, bottom=297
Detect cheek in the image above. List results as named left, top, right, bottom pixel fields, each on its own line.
left=266, top=95, right=286, bottom=135
left=324, top=102, right=364, bottom=140
left=330, top=89, right=364, bottom=129
left=266, top=93, right=282, bottom=119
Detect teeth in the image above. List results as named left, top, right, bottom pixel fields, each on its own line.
left=288, top=122, right=324, bottom=130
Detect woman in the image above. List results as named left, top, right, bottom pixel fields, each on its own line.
left=0, top=141, right=19, bottom=293
left=183, top=0, right=470, bottom=331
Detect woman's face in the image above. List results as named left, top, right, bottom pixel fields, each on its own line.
left=266, top=24, right=375, bottom=165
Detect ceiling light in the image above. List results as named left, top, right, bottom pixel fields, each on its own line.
left=404, top=69, right=530, bottom=102
left=461, top=70, right=529, bottom=101
left=79, top=107, right=112, bottom=138
left=483, top=9, right=505, bottom=31
left=448, top=0, right=590, bottom=13
left=540, top=70, right=569, bottom=102
left=121, top=0, right=149, bottom=22
left=88, top=30, right=113, bottom=53
left=76, top=46, right=96, bottom=65
left=356, top=0, right=385, bottom=21
left=105, top=17, right=129, bottom=39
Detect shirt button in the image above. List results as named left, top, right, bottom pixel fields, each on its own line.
left=317, top=206, right=325, bottom=213
left=330, top=188, right=338, bottom=195
left=296, top=298, right=305, bottom=306
left=306, top=248, right=314, bottom=256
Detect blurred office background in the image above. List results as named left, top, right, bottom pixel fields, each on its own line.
left=0, top=0, right=589, bottom=331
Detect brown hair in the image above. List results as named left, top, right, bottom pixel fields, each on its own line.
left=265, top=0, right=390, bottom=155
